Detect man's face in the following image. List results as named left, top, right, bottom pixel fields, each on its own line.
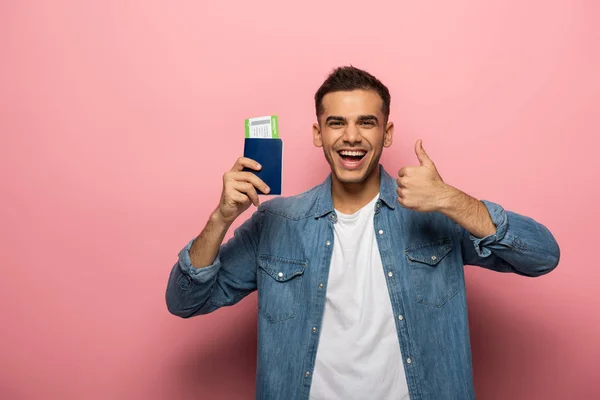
left=313, top=89, right=394, bottom=184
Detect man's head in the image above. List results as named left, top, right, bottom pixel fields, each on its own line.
left=313, top=66, right=394, bottom=185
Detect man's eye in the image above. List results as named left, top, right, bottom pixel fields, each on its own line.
left=329, top=121, right=343, bottom=127
left=360, top=121, right=375, bottom=126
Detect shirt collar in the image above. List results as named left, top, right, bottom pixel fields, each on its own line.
left=313, top=164, right=397, bottom=218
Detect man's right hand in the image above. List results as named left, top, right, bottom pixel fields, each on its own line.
left=216, top=157, right=270, bottom=225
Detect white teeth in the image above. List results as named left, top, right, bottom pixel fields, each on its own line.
left=339, top=150, right=366, bottom=156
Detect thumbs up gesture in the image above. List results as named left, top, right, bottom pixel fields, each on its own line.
left=397, top=139, right=453, bottom=212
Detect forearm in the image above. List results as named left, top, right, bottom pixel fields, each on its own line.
left=189, top=210, right=232, bottom=269
left=438, top=185, right=496, bottom=239
left=448, top=191, right=561, bottom=276
left=166, top=208, right=261, bottom=318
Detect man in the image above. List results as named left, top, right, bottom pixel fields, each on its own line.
left=166, top=66, right=560, bottom=400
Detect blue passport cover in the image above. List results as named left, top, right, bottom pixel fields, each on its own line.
left=243, top=138, right=283, bottom=195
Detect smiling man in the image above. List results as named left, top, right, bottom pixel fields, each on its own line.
left=166, top=66, right=560, bottom=400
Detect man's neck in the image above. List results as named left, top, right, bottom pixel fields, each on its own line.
left=331, top=167, right=381, bottom=214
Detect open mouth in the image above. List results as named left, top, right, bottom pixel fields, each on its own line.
left=337, top=149, right=368, bottom=170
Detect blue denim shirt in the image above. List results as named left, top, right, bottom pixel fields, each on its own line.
left=166, top=165, right=560, bottom=400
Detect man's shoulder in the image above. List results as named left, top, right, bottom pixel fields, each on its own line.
left=258, top=182, right=325, bottom=220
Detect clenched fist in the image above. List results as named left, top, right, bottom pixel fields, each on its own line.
left=396, top=139, right=453, bottom=212
left=218, top=157, right=270, bottom=224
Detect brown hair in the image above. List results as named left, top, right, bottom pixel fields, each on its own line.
left=314, top=66, right=391, bottom=122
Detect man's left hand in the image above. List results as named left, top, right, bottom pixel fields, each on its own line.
left=396, top=139, right=455, bottom=212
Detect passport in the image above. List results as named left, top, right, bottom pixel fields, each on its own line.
left=243, top=116, right=283, bottom=195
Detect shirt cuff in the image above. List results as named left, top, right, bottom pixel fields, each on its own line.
left=468, top=200, right=509, bottom=257
left=178, top=238, right=221, bottom=283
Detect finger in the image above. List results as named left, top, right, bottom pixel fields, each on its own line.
left=228, top=189, right=251, bottom=206
left=396, top=177, right=406, bottom=188
left=398, top=196, right=414, bottom=209
left=232, top=181, right=260, bottom=207
left=397, top=195, right=408, bottom=208
left=232, top=157, right=262, bottom=172
left=229, top=171, right=270, bottom=194
left=398, top=166, right=414, bottom=177
left=414, top=139, right=434, bottom=167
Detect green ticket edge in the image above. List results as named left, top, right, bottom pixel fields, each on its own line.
left=271, top=115, right=279, bottom=138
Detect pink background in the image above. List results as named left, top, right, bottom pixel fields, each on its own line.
left=1, top=1, right=599, bottom=399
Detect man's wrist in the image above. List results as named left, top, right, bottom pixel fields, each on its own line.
left=436, top=184, right=464, bottom=214
left=210, top=209, right=232, bottom=231
left=436, top=185, right=497, bottom=238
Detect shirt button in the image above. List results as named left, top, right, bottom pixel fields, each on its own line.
left=378, top=229, right=384, bottom=235
left=407, top=358, right=412, bottom=364
left=305, top=371, right=311, bottom=377
left=388, top=271, right=393, bottom=277
left=398, top=314, right=404, bottom=321
left=318, top=283, right=324, bottom=289
left=312, top=327, right=317, bottom=333
left=431, top=256, right=437, bottom=261
left=278, top=272, right=283, bottom=278
left=326, top=241, right=331, bottom=246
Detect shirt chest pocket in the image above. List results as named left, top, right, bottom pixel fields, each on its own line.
left=257, top=255, right=307, bottom=323
left=405, top=237, right=460, bottom=308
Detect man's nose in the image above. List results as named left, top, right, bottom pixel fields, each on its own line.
left=343, top=123, right=362, bottom=144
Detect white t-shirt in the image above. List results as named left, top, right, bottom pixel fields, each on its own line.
left=309, top=194, right=410, bottom=400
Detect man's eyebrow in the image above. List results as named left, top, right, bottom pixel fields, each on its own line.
left=325, top=116, right=346, bottom=123
left=356, top=115, right=379, bottom=123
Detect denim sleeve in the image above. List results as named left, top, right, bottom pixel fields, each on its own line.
left=459, top=200, right=560, bottom=277
left=165, top=208, right=263, bottom=318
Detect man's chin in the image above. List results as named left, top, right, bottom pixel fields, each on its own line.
left=332, top=166, right=369, bottom=184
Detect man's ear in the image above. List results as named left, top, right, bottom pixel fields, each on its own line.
left=313, top=122, right=323, bottom=147
left=383, top=121, right=394, bottom=148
